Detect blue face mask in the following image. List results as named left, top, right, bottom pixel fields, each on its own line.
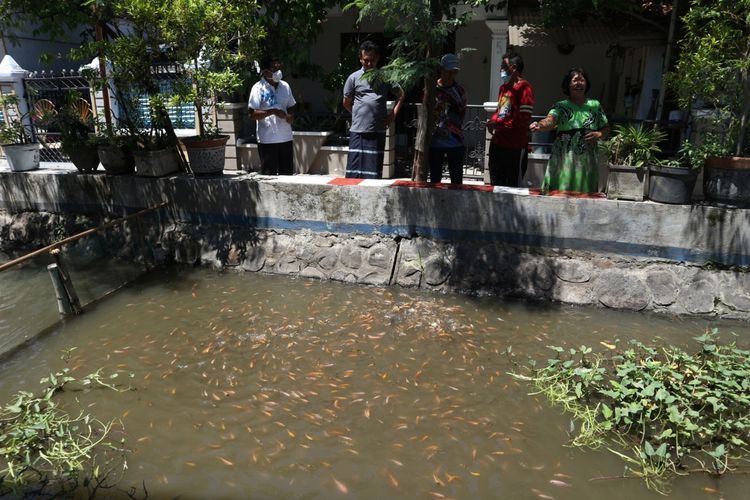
left=499, top=70, right=511, bottom=84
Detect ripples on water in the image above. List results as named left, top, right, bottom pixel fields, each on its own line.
left=1, top=267, right=749, bottom=499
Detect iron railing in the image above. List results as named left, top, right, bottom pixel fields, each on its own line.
left=23, top=71, right=93, bottom=162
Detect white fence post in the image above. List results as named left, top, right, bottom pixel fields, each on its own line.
left=0, top=55, right=31, bottom=131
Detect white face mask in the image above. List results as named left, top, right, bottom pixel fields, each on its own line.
left=271, top=69, right=283, bottom=83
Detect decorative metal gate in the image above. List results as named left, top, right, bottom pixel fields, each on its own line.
left=395, top=103, right=491, bottom=181
left=23, top=71, right=93, bottom=162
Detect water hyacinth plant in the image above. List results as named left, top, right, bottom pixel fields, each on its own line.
left=509, top=330, right=750, bottom=493
left=0, top=352, right=131, bottom=497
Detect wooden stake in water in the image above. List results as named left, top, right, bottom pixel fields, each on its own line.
left=48, top=249, right=82, bottom=315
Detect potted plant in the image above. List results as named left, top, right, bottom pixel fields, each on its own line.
left=57, top=95, right=101, bottom=173
left=668, top=0, right=750, bottom=206
left=0, top=94, right=40, bottom=172
left=96, top=128, right=136, bottom=175
left=159, top=0, right=263, bottom=176
left=647, top=140, right=702, bottom=204
left=605, top=123, right=665, bottom=201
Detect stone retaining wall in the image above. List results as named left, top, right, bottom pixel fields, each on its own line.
left=1, top=169, right=750, bottom=320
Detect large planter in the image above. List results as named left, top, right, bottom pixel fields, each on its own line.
left=648, top=165, right=698, bottom=204
left=293, top=131, right=333, bottom=174
left=98, top=144, right=135, bottom=175
left=606, top=163, right=648, bottom=201
left=2, top=143, right=40, bottom=172
left=182, top=135, right=229, bottom=176
left=703, top=156, right=750, bottom=207
left=133, top=148, right=181, bottom=177
left=65, top=145, right=100, bottom=173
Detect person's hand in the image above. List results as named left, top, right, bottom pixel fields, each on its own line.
left=485, top=119, right=496, bottom=133
left=385, top=112, right=395, bottom=127
left=529, top=121, right=541, bottom=132
left=285, top=113, right=294, bottom=124
left=584, top=130, right=603, bottom=144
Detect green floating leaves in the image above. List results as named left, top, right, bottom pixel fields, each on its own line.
left=509, top=328, right=750, bottom=493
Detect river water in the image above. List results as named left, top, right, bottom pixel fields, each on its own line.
left=1, top=266, right=749, bottom=499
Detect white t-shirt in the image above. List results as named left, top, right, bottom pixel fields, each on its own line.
left=247, top=79, right=296, bottom=144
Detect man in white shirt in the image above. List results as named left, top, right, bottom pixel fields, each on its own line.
left=248, top=55, right=296, bottom=175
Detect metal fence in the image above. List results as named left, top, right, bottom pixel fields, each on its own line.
left=15, top=66, right=196, bottom=165
left=394, top=103, right=491, bottom=180
left=23, top=71, right=93, bottom=162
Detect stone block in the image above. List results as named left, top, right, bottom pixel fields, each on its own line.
left=595, top=270, right=651, bottom=311
left=676, top=278, right=717, bottom=314
left=645, top=269, right=679, bottom=306
left=553, top=259, right=593, bottom=283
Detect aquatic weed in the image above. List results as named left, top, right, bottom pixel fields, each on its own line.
left=0, top=352, right=131, bottom=497
left=509, top=329, right=750, bottom=493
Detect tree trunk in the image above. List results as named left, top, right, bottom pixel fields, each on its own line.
left=737, top=40, right=750, bottom=156
left=412, top=0, right=443, bottom=181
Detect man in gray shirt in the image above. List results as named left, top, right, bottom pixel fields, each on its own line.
left=342, top=40, right=404, bottom=179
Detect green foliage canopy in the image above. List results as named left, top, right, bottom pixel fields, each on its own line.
left=669, top=0, right=750, bottom=157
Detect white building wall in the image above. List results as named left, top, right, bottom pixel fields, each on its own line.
left=1, top=24, right=84, bottom=73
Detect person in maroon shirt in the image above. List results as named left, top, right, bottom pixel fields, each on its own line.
left=486, top=52, right=535, bottom=187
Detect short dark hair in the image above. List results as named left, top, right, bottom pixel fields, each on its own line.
left=503, top=52, right=524, bottom=73
left=260, top=54, right=279, bottom=71
left=359, top=40, right=380, bottom=56
left=561, top=67, right=591, bottom=96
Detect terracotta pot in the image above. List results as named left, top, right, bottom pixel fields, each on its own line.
left=181, top=135, right=229, bottom=176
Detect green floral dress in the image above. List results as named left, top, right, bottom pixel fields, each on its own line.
left=541, top=99, right=608, bottom=193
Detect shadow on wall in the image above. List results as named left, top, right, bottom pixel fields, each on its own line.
left=685, top=204, right=750, bottom=268
left=383, top=185, right=563, bottom=300
left=157, top=175, right=264, bottom=267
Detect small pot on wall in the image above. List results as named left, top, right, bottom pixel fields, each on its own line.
left=65, top=145, right=100, bottom=173
left=98, top=144, right=135, bottom=175
left=181, top=135, right=229, bottom=177
left=703, top=156, right=750, bottom=207
left=133, top=147, right=181, bottom=177
left=606, top=163, right=648, bottom=201
left=648, top=165, right=698, bottom=204
left=2, top=143, right=40, bottom=172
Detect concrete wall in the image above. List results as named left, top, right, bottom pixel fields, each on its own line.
left=2, top=169, right=750, bottom=320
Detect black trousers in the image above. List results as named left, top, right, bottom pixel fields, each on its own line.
left=258, top=141, right=294, bottom=175
left=488, top=143, right=528, bottom=187
left=428, top=146, right=465, bottom=184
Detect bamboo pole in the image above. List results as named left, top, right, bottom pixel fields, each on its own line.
left=0, top=202, right=167, bottom=273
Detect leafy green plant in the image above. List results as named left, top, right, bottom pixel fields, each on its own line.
left=668, top=0, right=750, bottom=158
left=149, top=0, right=265, bottom=139
left=509, top=330, right=750, bottom=493
left=607, top=123, right=666, bottom=168
left=0, top=94, right=35, bottom=145
left=0, top=355, right=131, bottom=496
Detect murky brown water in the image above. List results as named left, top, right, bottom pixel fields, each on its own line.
left=1, top=267, right=749, bottom=499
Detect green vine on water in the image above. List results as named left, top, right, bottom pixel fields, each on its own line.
left=509, top=329, right=750, bottom=494
left=0, top=350, right=132, bottom=497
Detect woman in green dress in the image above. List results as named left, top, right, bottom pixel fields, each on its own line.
left=530, top=68, right=609, bottom=194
